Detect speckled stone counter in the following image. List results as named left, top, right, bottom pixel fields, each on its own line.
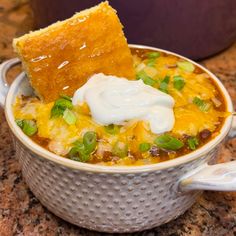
left=0, top=1, right=235, bottom=235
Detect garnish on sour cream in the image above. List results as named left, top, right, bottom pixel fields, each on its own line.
left=72, top=73, right=175, bottom=134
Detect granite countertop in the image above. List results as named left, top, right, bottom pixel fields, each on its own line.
left=0, top=1, right=235, bottom=235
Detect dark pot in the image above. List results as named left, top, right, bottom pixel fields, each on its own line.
left=31, top=0, right=236, bottom=60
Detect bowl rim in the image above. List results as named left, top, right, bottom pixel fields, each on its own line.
left=5, top=44, right=234, bottom=174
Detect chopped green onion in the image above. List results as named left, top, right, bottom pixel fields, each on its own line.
left=60, top=94, right=72, bottom=101
left=146, top=52, right=160, bottom=67
left=139, top=143, right=151, bottom=152
left=51, top=96, right=73, bottom=118
left=200, top=103, right=211, bottom=112
left=159, top=76, right=170, bottom=93
left=136, top=71, right=156, bottom=86
left=72, top=139, right=83, bottom=146
left=187, top=137, right=199, bottom=150
left=143, top=77, right=156, bottom=86
left=112, top=142, right=128, bottom=158
left=83, top=131, right=97, bottom=154
left=154, top=134, right=184, bottom=151
left=68, top=139, right=91, bottom=162
left=193, top=97, right=211, bottom=112
left=78, top=154, right=90, bottom=162
left=68, top=142, right=84, bottom=157
left=177, top=61, right=195, bottom=72
left=54, top=98, right=73, bottom=109
left=146, top=58, right=156, bottom=67
left=68, top=131, right=97, bottom=162
left=173, top=75, right=185, bottom=91
left=50, top=105, right=65, bottom=118
left=104, top=124, right=120, bottom=135
left=63, top=109, right=77, bottom=125
left=15, top=119, right=24, bottom=128
left=68, top=146, right=90, bottom=162
left=147, top=52, right=160, bottom=59
left=193, top=97, right=203, bottom=106
left=22, top=120, right=37, bottom=136
left=16, top=119, right=37, bottom=136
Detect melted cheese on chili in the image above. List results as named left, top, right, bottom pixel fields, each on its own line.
left=13, top=51, right=228, bottom=164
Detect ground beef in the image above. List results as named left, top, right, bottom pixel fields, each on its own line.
left=199, top=129, right=212, bottom=139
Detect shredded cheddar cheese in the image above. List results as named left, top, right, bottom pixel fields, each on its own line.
left=13, top=50, right=228, bottom=165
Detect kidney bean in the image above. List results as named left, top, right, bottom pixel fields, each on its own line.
left=199, top=129, right=212, bottom=139
left=149, top=146, right=160, bottom=157
left=103, top=151, right=113, bottom=162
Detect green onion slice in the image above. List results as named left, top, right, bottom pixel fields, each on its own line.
left=187, top=137, right=199, bottom=150
left=136, top=71, right=156, bottom=86
left=68, top=145, right=90, bottom=162
left=159, top=76, right=170, bottom=93
left=173, top=75, right=185, bottom=91
left=54, top=97, right=73, bottom=109
left=177, top=61, right=195, bottom=72
left=68, top=139, right=91, bottom=162
left=16, top=119, right=37, bottom=136
left=146, top=52, right=160, bottom=67
left=60, top=94, right=72, bottom=101
left=104, top=124, right=120, bottom=135
left=63, top=109, right=77, bottom=125
left=192, top=97, right=211, bottom=112
left=147, top=52, right=160, bottom=59
left=146, top=58, right=156, bottom=67
left=50, top=105, right=64, bottom=118
left=139, top=143, right=151, bottom=152
left=68, top=131, right=97, bottom=163
left=83, top=131, right=97, bottom=154
left=51, top=96, right=73, bottom=118
left=15, top=119, right=24, bottom=128
left=154, top=134, right=184, bottom=150
left=112, top=142, right=128, bottom=158
left=68, top=142, right=84, bottom=157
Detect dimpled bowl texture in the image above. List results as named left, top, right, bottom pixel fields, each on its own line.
left=15, top=137, right=217, bottom=233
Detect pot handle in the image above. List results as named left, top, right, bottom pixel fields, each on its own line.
left=0, top=58, right=21, bottom=107
left=179, top=115, right=236, bottom=192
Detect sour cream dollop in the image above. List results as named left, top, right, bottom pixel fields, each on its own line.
left=72, top=73, right=175, bottom=134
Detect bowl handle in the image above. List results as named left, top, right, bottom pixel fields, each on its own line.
left=0, top=58, right=21, bottom=107
left=228, top=113, right=236, bottom=138
left=179, top=160, right=236, bottom=191
left=179, top=115, right=236, bottom=192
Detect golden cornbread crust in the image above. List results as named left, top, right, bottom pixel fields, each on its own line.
left=13, top=2, right=135, bottom=102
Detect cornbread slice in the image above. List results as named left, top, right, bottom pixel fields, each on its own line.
left=13, top=2, right=135, bottom=102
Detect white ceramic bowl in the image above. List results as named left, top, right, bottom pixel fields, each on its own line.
left=0, top=45, right=236, bottom=233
